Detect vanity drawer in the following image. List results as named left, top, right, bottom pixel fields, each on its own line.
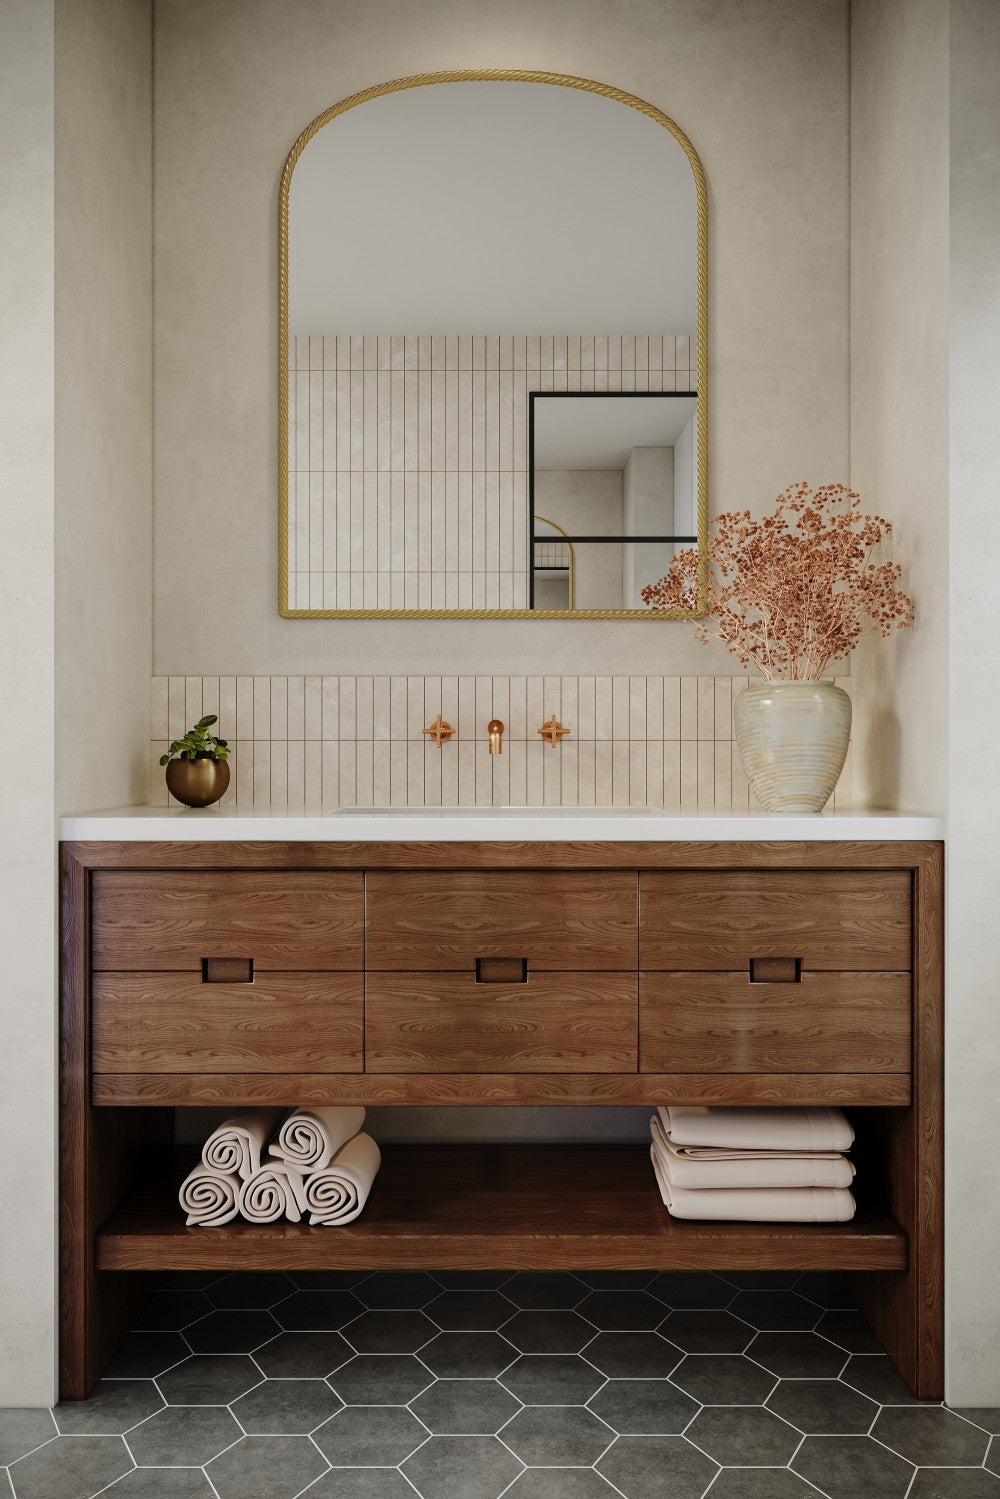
left=92, top=972, right=363, bottom=1073
left=92, top=871, right=364, bottom=971
left=365, top=871, right=637, bottom=971
left=366, top=972, right=638, bottom=1072
left=640, top=970, right=911, bottom=1073
left=640, top=871, right=911, bottom=971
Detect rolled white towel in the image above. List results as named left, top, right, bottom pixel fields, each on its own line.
left=202, top=1109, right=285, bottom=1181
left=650, top=1115, right=855, bottom=1190
left=179, top=1164, right=240, bottom=1227
left=268, top=1106, right=366, bottom=1174
left=658, top=1105, right=854, bottom=1155
left=238, top=1162, right=308, bottom=1224
left=303, top=1133, right=382, bottom=1226
left=651, top=1145, right=856, bottom=1222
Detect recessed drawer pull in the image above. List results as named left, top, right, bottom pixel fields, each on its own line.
left=749, top=957, right=801, bottom=984
left=476, top=957, right=528, bottom=984
left=202, top=957, right=254, bottom=984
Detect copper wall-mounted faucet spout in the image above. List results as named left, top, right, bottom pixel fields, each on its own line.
left=487, top=720, right=504, bottom=755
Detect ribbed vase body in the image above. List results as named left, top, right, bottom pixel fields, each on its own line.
left=734, top=681, right=851, bottom=814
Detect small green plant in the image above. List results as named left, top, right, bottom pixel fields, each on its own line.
left=159, top=714, right=230, bottom=766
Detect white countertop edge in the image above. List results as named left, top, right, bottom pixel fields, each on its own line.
left=59, top=807, right=945, bottom=842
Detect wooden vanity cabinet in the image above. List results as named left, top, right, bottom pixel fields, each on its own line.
left=60, top=838, right=943, bottom=1402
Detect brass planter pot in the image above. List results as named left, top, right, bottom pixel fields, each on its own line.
left=165, top=756, right=230, bottom=808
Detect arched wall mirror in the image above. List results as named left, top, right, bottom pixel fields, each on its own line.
left=279, top=70, right=707, bottom=619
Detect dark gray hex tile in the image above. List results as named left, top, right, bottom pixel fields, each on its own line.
left=767, top=1376, right=879, bottom=1433
left=230, top=1377, right=343, bottom=1434
left=909, top=1471, right=1000, bottom=1498
left=587, top=1378, right=699, bottom=1435
left=502, top=1311, right=595, bottom=1354
left=576, top=1292, right=666, bottom=1331
left=7, top=1434, right=133, bottom=1499
left=273, top=1291, right=364, bottom=1331
left=355, top=1272, right=440, bottom=1308
left=685, top=1405, right=801, bottom=1465
left=794, top=1271, right=857, bottom=1309
left=747, top=1330, right=848, bottom=1379
left=501, top=1354, right=606, bottom=1406
left=574, top=1272, right=655, bottom=1291
left=253, top=1329, right=354, bottom=1378
left=0, top=1408, right=56, bottom=1466
left=410, top=1379, right=521, bottom=1434
left=156, top=1353, right=263, bottom=1405
left=304, top=1470, right=424, bottom=1498
left=720, top=1271, right=803, bottom=1290
left=669, top=1355, right=777, bottom=1406
left=506, top=1471, right=621, bottom=1498
left=658, top=1310, right=754, bottom=1354
left=504, top=1273, right=586, bottom=1308
left=583, top=1331, right=682, bottom=1380
left=989, top=1434, right=1000, bottom=1474
left=54, top=1380, right=163, bottom=1435
left=207, top=1272, right=296, bottom=1309
left=500, top=1406, right=614, bottom=1466
left=427, top=1291, right=518, bottom=1330
left=728, top=1291, right=821, bottom=1331
left=205, top=1434, right=328, bottom=1499
left=648, top=1272, right=734, bottom=1308
left=840, top=1353, right=927, bottom=1405
left=699, top=1470, right=820, bottom=1499
left=124, top=1404, right=242, bottom=1465
left=132, top=1289, right=213, bottom=1330
left=402, top=1434, right=524, bottom=1499
left=287, top=1271, right=373, bottom=1290
left=105, top=1331, right=189, bottom=1378
left=816, top=1308, right=885, bottom=1353
left=873, top=1406, right=990, bottom=1466
left=792, top=1434, right=915, bottom=1497
left=328, top=1353, right=434, bottom=1405
left=183, top=1308, right=281, bottom=1354
left=419, top=1332, right=519, bottom=1380
left=100, top=1469, right=217, bottom=1496
left=960, top=1409, right=1000, bottom=1435
left=343, top=1309, right=438, bottom=1354
left=597, top=1434, right=719, bottom=1499
left=313, top=1405, right=428, bottom=1466
left=160, top=1271, right=226, bottom=1290
left=432, top=1272, right=513, bottom=1290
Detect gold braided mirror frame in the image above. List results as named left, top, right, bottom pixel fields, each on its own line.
left=278, top=69, right=708, bottom=620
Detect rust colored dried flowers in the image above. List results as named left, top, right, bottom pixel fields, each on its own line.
left=642, top=481, right=914, bottom=680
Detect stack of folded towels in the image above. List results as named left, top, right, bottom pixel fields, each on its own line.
left=650, top=1105, right=856, bottom=1222
left=178, top=1106, right=381, bottom=1228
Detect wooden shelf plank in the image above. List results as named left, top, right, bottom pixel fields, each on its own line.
left=95, top=1145, right=906, bottom=1273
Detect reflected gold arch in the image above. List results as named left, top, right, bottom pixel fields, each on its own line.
left=278, top=69, right=708, bottom=620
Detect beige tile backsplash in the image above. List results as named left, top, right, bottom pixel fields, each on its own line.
left=150, top=674, right=853, bottom=810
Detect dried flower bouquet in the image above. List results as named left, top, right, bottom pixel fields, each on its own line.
left=642, top=481, right=914, bottom=680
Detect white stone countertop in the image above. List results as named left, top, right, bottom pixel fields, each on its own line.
left=59, top=806, right=944, bottom=842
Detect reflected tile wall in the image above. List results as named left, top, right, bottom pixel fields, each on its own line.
left=286, top=333, right=695, bottom=612
left=149, top=674, right=853, bottom=811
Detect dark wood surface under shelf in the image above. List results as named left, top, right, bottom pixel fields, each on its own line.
left=95, top=1144, right=907, bottom=1273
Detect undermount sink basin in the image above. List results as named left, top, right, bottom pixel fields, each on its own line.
left=331, top=805, right=667, bottom=816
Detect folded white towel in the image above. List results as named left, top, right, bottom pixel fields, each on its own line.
left=268, top=1106, right=366, bottom=1174
left=179, top=1164, right=240, bottom=1227
left=202, top=1109, right=285, bottom=1181
left=238, top=1162, right=308, bottom=1224
left=658, top=1105, right=854, bottom=1155
left=303, top=1133, right=382, bottom=1226
left=651, top=1146, right=856, bottom=1222
left=650, top=1115, right=855, bottom=1190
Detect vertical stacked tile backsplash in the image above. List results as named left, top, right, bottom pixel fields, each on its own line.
left=150, top=675, right=853, bottom=810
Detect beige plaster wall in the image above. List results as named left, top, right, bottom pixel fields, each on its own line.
left=849, top=0, right=949, bottom=814
left=152, top=0, right=850, bottom=675
left=0, top=0, right=58, bottom=1410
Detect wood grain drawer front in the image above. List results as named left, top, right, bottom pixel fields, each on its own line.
left=640, top=871, right=911, bottom=971
left=92, top=973, right=363, bottom=1073
left=92, top=872, right=363, bottom=971
left=366, top=972, right=638, bottom=1072
left=366, top=871, right=637, bottom=971
left=640, top=971, right=912, bottom=1073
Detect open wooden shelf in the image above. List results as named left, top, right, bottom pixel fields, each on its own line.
left=95, top=1144, right=907, bottom=1273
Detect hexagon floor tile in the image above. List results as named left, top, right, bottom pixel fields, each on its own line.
left=11, top=1271, right=1000, bottom=1499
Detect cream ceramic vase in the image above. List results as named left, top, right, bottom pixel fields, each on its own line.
left=734, top=680, right=851, bottom=814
